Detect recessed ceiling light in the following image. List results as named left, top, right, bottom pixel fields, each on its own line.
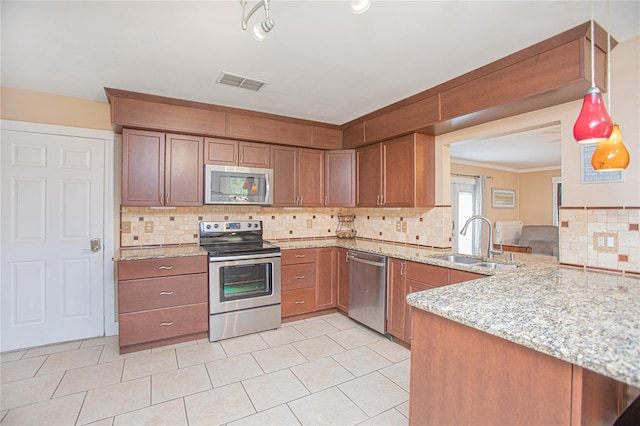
left=216, top=71, right=268, bottom=92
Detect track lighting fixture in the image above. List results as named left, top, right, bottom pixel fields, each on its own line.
left=350, top=0, right=371, bottom=14
left=241, top=0, right=275, bottom=41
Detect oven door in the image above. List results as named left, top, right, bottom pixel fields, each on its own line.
left=209, top=253, right=281, bottom=314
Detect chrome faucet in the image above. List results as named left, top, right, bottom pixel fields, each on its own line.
left=460, top=215, right=503, bottom=259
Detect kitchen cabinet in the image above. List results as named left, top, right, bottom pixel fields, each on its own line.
left=281, top=249, right=317, bottom=317
left=410, top=308, right=623, bottom=425
left=117, top=256, right=208, bottom=354
left=325, top=150, right=356, bottom=207
left=336, top=248, right=350, bottom=313
left=356, top=133, right=435, bottom=207
left=271, top=146, right=324, bottom=207
left=204, top=137, right=270, bottom=168
left=122, top=129, right=204, bottom=206
left=387, top=259, right=481, bottom=345
left=316, top=247, right=337, bottom=310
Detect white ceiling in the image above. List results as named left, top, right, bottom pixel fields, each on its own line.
left=2, top=1, right=639, bottom=169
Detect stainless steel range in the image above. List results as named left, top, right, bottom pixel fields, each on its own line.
left=199, top=220, right=281, bottom=341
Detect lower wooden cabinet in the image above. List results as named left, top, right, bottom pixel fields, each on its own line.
left=336, top=248, right=350, bottom=313
left=281, top=247, right=338, bottom=319
left=387, top=258, right=485, bottom=346
left=117, top=256, right=208, bottom=353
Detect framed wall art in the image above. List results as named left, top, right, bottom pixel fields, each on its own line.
left=492, top=188, right=516, bottom=209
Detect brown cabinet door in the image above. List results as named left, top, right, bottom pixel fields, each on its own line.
left=356, top=143, right=383, bottom=207
left=404, top=279, right=435, bottom=343
left=204, top=137, right=237, bottom=166
left=316, top=247, right=336, bottom=310
left=336, top=248, right=350, bottom=313
left=298, top=148, right=324, bottom=207
left=386, top=257, right=406, bottom=339
left=165, top=134, right=203, bottom=206
left=122, top=129, right=165, bottom=206
left=271, top=145, right=298, bottom=206
left=239, top=141, right=270, bottom=168
left=449, top=269, right=486, bottom=284
left=325, top=150, right=355, bottom=207
left=383, top=135, right=415, bottom=207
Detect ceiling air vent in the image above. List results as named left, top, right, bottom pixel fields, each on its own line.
left=216, top=71, right=268, bottom=92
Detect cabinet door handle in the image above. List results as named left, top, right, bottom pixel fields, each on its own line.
left=299, top=195, right=303, bottom=206
left=159, top=291, right=174, bottom=296
left=158, top=266, right=174, bottom=270
left=159, top=193, right=164, bottom=204
left=166, top=192, right=170, bottom=203
left=325, top=195, right=328, bottom=205
left=294, top=275, right=305, bottom=279
left=295, top=301, right=305, bottom=304
left=160, top=322, right=174, bottom=327
left=376, top=195, right=381, bottom=206
left=294, top=255, right=306, bottom=258
left=400, top=263, right=405, bottom=276
left=380, top=194, right=384, bottom=206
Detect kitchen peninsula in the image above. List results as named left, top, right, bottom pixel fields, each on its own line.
left=406, top=266, right=640, bottom=425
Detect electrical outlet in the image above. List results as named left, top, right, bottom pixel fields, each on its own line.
left=395, top=221, right=401, bottom=232
left=307, top=219, right=312, bottom=228
left=121, top=221, right=131, bottom=233
left=401, top=221, right=407, bottom=232
left=593, top=232, right=617, bottom=252
left=144, top=221, right=154, bottom=233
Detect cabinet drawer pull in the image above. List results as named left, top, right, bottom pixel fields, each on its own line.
left=159, top=291, right=174, bottom=296
left=158, top=266, right=174, bottom=270
left=294, top=275, right=305, bottom=279
left=160, top=322, right=174, bottom=327
left=295, top=301, right=305, bottom=304
left=294, top=255, right=306, bottom=258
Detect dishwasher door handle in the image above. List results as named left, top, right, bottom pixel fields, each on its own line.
left=348, top=255, right=386, bottom=268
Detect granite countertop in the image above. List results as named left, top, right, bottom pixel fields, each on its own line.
left=407, top=265, right=640, bottom=388
left=113, top=245, right=207, bottom=261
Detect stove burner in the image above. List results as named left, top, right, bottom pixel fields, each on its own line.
left=199, top=220, right=280, bottom=258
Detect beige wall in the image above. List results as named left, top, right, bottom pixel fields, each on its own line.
left=451, top=163, right=560, bottom=226
left=0, top=87, right=112, bottom=131
left=518, top=170, right=560, bottom=225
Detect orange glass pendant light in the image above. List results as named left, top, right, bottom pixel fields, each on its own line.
left=591, top=124, right=630, bottom=171
left=573, top=86, right=614, bottom=144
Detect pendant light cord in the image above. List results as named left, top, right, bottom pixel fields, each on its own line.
left=607, top=0, right=612, bottom=113
left=590, top=1, right=596, bottom=89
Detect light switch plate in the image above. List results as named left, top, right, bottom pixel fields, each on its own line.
left=593, top=232, right=617, bottom=252
left=144, top=221, right=154, bottom=233
left=121, top=221, right=131, bottom=233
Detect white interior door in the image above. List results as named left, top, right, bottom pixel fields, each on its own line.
left=1, top=127, right=106, bottom=351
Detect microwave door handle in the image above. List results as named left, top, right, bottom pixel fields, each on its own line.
left=265, top=172, right=271, bottom=204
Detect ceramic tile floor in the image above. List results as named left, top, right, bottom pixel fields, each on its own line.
left=0, top=313, right=411, bottom=425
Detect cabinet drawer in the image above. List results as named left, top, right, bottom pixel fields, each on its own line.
left=282, top=263, right=316, bottom=290
left=282, top=288, right=316, bottom=317
left=118, top=273, right=208, bottom=313
left=118, top=302, right=208, bottom=347
left=406, top=262, right=449, bottom=287
left=118, top=256, right=207, bottom=280
left=282, top=249, right=316, bottom=265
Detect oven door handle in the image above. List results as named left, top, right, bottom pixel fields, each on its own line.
left=210, top=252, right=282, bottom=262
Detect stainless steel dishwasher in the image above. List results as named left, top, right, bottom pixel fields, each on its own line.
left=348, top=250, right=387, bottom=334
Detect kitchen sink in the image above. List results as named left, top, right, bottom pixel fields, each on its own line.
left=474, top=262, right=519, bottom=270
left=432, top=254, right=484, bottom=265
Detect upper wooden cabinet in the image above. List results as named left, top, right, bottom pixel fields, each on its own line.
left=122, top=129, right=204, bottom=206
left=325, top=150, right=356, bottom=207
left=271, top=146, right=324, bottom=207
left=356, top=133, right=435, bottom=208
left=204, top=137, right=270, bottom=168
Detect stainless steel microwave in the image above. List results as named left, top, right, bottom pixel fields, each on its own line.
left=204, top=164, right=273, bottom=205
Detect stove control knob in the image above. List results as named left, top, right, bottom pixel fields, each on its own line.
left=213, top=224, right=219, bottom=229
left=205, top=224, right=211, bottom=230
left=246, top=223, right=251, bottom=228
left=253, top=223, right=260, bottom=229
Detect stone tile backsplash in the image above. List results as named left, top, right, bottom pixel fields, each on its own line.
left=560, top=208, right=640, bottom=274
left=120, top=206, right=452, bottom=250
left=119, top=205, right=639, bottom=274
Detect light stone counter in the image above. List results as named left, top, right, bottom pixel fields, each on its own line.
left=113, top=245, right=207, bottom=261
left=406, top=265, right=640, bottom=388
